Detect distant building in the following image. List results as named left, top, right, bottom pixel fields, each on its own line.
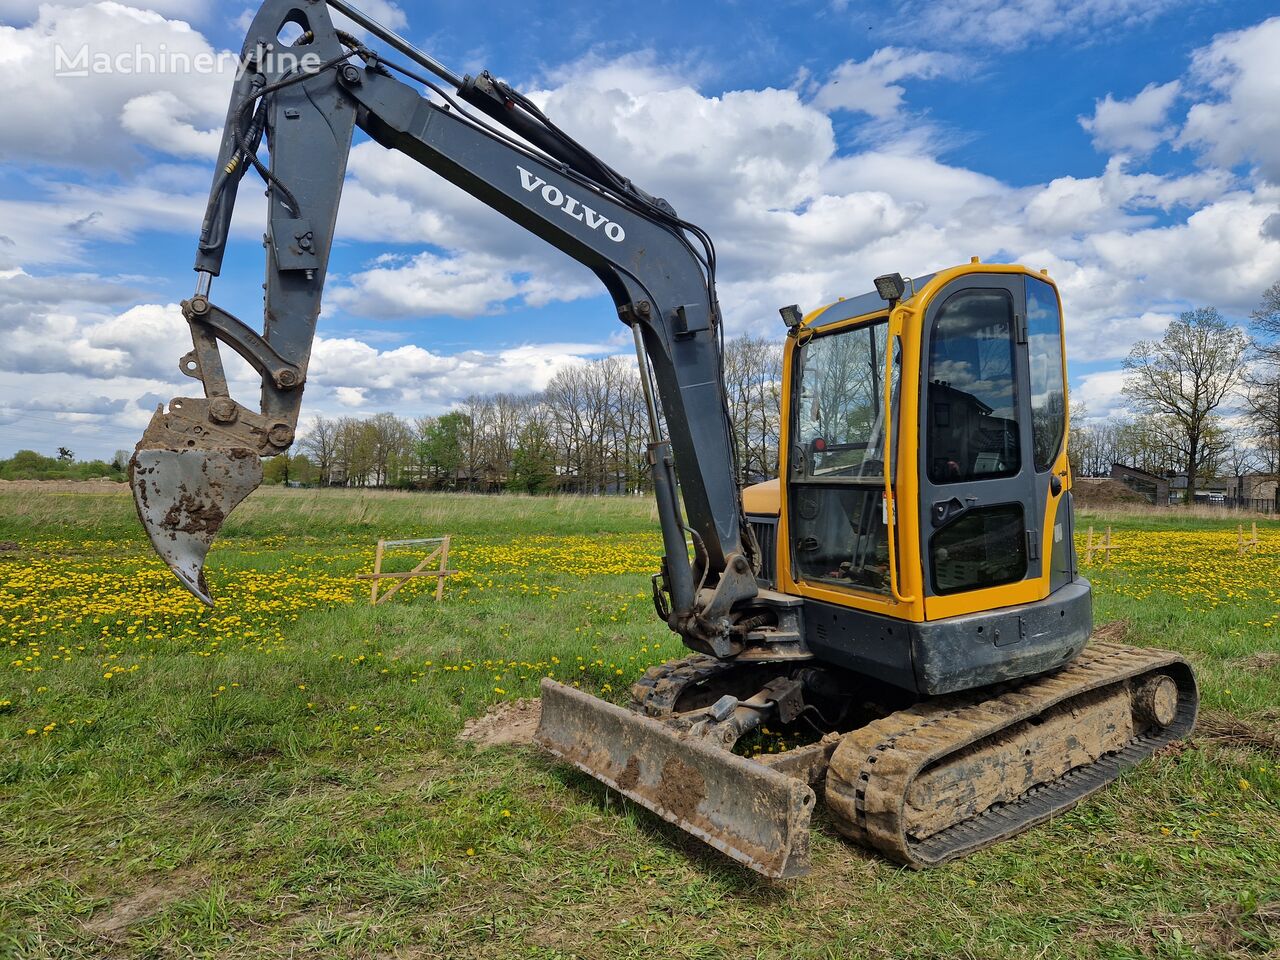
left=1168, top=473, right=1233, bottom=504
left=1240, top=473, right=1280, bottom=506
left=1109, top=463, right=1169, bottom=505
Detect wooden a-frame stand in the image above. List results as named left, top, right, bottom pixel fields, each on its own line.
left=358, top=536, right=455, bottom=605
left=1083, top=526, right=1119, bottom=565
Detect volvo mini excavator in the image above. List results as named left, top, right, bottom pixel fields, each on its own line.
left=130, top=0, right=1198, bottom=878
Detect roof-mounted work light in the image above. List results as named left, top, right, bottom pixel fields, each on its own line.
left=874, top=273, right=906, bottom=304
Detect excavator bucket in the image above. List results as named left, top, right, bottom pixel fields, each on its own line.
left=129, top=435, right=262, bottom=606
left=535, top=679, right=816, bottom=878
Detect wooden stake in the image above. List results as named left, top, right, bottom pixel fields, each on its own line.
left=1239, top=521, right=1261, bottom=556
left=436, top=535, right=451, bottom=601
left=371, top=539, right=385, bottom=604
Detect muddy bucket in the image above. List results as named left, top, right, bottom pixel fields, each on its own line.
left=535, top=679, right=815, bottom=878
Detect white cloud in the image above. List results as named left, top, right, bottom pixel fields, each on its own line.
left=308, top=336, right=618, bottom=410
left=1180, top=17, right=1280, bottom=183
left=1080, top=80, right=1182, bottom=156
left=888, top=0, right=1189, bottom=50
left=0, top=0, right=210, bottom=23
left=0, top=266, right=622, bottom=455
left=0, top=179, right=219, bottom=269
left=120, top=91, right=222, bottom=159
left=812, top=47, right=966, bottom=118
left=0, top=3, right=233, bottom=169
left=1073, top=368, right=1133, bottom=421
left=329, top=250, right=597, bottom=319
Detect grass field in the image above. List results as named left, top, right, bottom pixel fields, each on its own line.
left=1, top=485, right=1277, bottom=959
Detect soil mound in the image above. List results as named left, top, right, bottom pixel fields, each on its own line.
left=1073, top=478, right=1147, bottom=506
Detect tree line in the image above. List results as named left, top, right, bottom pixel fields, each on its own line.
left=281, top=335, right=784, bottom=492
left=15, top=286, right=1280, bottom=502
left=0, top=448, right=127, bottom=482
left=279, top=286, right=1280, bottom=503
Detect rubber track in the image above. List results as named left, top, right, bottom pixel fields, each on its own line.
left=628, top=654, right=737, bottom=717
left=825, top=641, right=1198, bottom=868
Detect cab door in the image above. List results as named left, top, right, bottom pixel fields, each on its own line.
left=916, top=274, right=1045, bottom=619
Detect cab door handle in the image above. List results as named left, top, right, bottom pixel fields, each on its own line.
left=931, top=499, right=962, bottom=529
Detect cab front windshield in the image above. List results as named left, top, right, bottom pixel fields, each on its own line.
left=791, top=320, right=899, bottom=592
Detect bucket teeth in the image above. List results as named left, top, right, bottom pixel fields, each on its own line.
left=129, top=445, right=262, bottom=605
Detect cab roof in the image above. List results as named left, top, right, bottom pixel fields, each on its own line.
left=806, top=272, right=937, bottom=331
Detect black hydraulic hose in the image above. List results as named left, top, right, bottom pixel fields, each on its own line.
left=200, top=100, right=269, bottom=252
left=231, top=47, right=358, bottom=218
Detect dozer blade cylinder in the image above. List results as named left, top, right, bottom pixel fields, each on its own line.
left=129, top=446, right=262, bottom=605
left=535, top=679, right=816, bottom=879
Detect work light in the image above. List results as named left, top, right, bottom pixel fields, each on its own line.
left=874, top=273, right=906, bottom=303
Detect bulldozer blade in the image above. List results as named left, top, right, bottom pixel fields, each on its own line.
left=129, top=446, right=262, bottom=606
left=535, top=679, right=816, bottom=879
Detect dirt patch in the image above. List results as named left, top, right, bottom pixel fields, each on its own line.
left=655, top=756, right=706, bottom=822
left=1233, top=651, right=1280, bottom=672
left=1074, top=478, right=1148, bottom=506
left=82, top=871, right=202, bottom=938
left=1197, top=709, right=1280, bottom=759
left=458, top=698, right=541, bottom=749
left=1082, top=901, right=1280, bottom=956
left=161, top=492, right=225, bottom=536
left=1091, top=620, right=1130, bottom=644
left=616, top=754, right=641, bottom=791
left=0, top=541, right=18, bottom=552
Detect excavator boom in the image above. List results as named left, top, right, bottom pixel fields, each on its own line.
left=131, top=0, right=777, bottom=656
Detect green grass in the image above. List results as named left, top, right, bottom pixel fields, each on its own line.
left=0, top=486, right=1277, bottom=959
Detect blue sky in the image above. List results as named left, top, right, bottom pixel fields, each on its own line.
left=1, top=0, right=1278, bottom=460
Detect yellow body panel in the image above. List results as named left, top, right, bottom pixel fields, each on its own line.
left=741, top=477, right=780, bottom=516
left=763, top=262, right=1072, bottom=625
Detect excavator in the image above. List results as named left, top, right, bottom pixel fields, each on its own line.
left=129, top=0, right=1198, bottom=878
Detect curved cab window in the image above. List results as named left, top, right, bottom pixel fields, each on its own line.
left=791, top=321, right=900, bottom=593
left=1026, top=277, right=1066, bottom=472
left=926, top=290, right=1019, bottom=484
left=795, top=322, right=894, bottom=481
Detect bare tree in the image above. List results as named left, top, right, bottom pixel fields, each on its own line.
left=1244, top=281, right=1280, bottom=476
left=300, top=416, right=338, bottom=485
left=545, top=363, right=611, bottom=492
left=607, top=358, right=649, bottom=493
left=366, top=412, right=412, bottom=486
left=1249, top=281, right=1280, bottom=364
left=457, top=397, right=488, bottom=490
left=723, top=335, right=782, bottom=482
left=1122, top=307, right=1248, bottom=505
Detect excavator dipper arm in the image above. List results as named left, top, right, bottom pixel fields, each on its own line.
left=132, top=0, right=767, bottom=656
